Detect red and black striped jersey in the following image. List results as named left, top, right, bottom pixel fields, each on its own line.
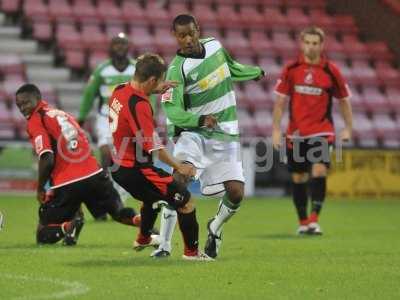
left=109, top=83, right=164, bottom=168
left=26, top=100, right=101, bottom=189
left=275, top=55, right=350, bottom=140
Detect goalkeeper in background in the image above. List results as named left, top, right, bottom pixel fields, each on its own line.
left=152, top=14, right=265, bottom=259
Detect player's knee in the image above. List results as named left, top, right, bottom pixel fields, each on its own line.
left=177, top=197, right=195, bottom=214
left=226, top=185, right=244, bottom=204
left=312, top=164, right=327, bottom=177
left=292, top=173, right=309, bottom=183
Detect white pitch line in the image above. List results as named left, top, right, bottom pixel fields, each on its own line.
left=1, top=273, right=90, bottom=300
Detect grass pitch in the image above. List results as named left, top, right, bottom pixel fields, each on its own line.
left=0, top=195, right=399, bottom=299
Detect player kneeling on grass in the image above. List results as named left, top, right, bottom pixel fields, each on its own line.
left=109, top=53, right=213, bottom=261
left=15, top=84, right=145, bottom=246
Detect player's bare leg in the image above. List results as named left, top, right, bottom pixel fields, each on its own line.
left=205, top=180, right=244, bottom=259
left=292, top=172, right=310, bottom=234
left=308, top=163, right=328, bottom=235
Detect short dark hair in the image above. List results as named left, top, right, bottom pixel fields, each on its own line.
left=134, top=53, right=167, bottom=82
left=15, top=83, right=41, bottom=99
left=300, top=26, right=325, bottom=43
left=172, top=14, right=198, bottom=31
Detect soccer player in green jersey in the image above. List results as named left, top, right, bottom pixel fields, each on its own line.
left=152, top=14, right=265, bottom=259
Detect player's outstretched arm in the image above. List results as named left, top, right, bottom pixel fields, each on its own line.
left=155, top=148, right=195, bottom=178
left=37, top=152, right=54, bottom=203
left=78, top=69, right=101, bottom=124
left=272, top=94, right=288, bottom=150
left=338, top=97, right=353, bottom=142
left=222, top=48, right=265, bottom=82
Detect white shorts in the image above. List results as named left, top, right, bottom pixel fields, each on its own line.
left=173, top=132, right=245, bottom=196
left=95, top=113, right=111, bottom=148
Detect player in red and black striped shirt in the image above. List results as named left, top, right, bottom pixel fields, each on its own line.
left=272, top=27, right=353, bottom=235
left=110, top=53, right=213, bottom=260
left=15, top=84, right=142, bottom=246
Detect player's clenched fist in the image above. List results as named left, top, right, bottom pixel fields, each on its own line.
left=199, top=114, right=217, bottom=129
left=176, top=163, right=196, bottom=178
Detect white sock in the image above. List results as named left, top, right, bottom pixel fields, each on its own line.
left=210, top=198, right=239, bottom=237
left=158, top=206, right=177, bottom=252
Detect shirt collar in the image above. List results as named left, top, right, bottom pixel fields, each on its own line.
left=298, top=54, right=327, bottom=67
left=28, top=100, right=48, bottom=119
left=128, top=83, right=149, bottom=101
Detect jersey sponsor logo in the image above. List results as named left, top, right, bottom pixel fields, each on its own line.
left=304, top=72, right=313, bottom=84
left=161, top=88, right=173, bottom=103
left=196, top=64, right=229, bottom=92
left=294, top=85, right=323, bottom=96
left=190, top=72, right=199, bottom=81
left=34, top=135, right=43, bottom=153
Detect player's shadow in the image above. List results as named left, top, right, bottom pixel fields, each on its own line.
left=67, top=257, right=202, bottom=269
left=248, top=233, right=302, bottom=240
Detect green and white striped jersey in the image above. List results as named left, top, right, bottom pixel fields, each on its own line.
left=78, top=59, right=136, bottom=121
left=161, top=37, right=263, bottom=141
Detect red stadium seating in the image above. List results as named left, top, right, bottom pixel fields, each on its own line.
left=239, top=5, right=266, bottom=30
left=192, top=3, right=218, bottom=28
left=121, top=1, right=148, bottom=26
left=97, top=0, right=123, bottom=24
left=1, top=0, right=21, bottom=15
left=71, top=0, right=98, bottom=23
left=223, top=30, right=252, bottom=57
left=48, top=0, right=73, bottom=22
left=145, top=1, right=170, bottom=26
left=217, top=4, right=242, bottom=29
left=56, top=23, right=82, bottom=50
left=129, top=26, right=156, bottom=54
left=286, top=8, right=311, bottom=28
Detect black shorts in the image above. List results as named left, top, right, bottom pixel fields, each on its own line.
left=286, top=137, right=333, bottom=173
left=112, top=165, right=190, bottom=209
left=39, top=172, right=122, bottom=225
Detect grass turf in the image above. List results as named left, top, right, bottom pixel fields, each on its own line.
left=0, top=195, right=399, bottom=299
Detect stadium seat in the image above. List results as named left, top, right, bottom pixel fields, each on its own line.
left=145, top=1, right=170, bottom=26
left=32, top=19, right=53, bottom=42
left=254, top=110, right=273, bottom=136
left=286, top=8, right=311, bottom=28
left=23, top=0, right=49, bottom=20
left=121, top=0, right=148, bottom=26
left=372, top=113, right=398, bottom=142
left=81, top=23, right=108, bottom=50
left=217, top=4, right=243, bottom=29
left=365, top=41, right=394, bottom=61
left=309, top=9, right=334, bottom=30
left=96, top=0, right=123, bottom=24
left=0, top=55, right=25, bottom=79
left=351, top=59, right=378, bottom=85
left=341, top=34, right=369, bottom=59
left=249, top=31, right=275, bottom=57
left=243, top=82, right=271, bottom=110
left=258, top=56, right=282, bottom=84
left=192, top=3, right=218, bottom=28
left=352, top=113, right=378, bottom=147
left=223, top=30, right=252, bottom=57
left=64, top=50, right=85, bottom=71
left=1, top=0, right=21, bottom=15
left=48, top=0, right=73, bottom=22
left=271, top=31, right=297, bottom=58
left=71, top=0, right=98, bottom=23
left=385, top=86, right=400, bottom=113
left=239, top=5, right=267, bottom=30
left=154, top=28, right=177, bottom=53
left=237, top=109, right=258, bottom=137
left=129, top=26, right=156, bottom=54
left=56, top=23, right=83, bottom=51
left=88, top=50, right=108, bottom=71
left=375, top=61, right=400, bottom=86
left=361, top=86, right=391, bottom=113
left=263, top=7, right=289, bottom=30
left=333, top=15, right=358, bottom=34
left=201, top=27, right=223, bottom=41
left=168, top=2, right=190, bottom=16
